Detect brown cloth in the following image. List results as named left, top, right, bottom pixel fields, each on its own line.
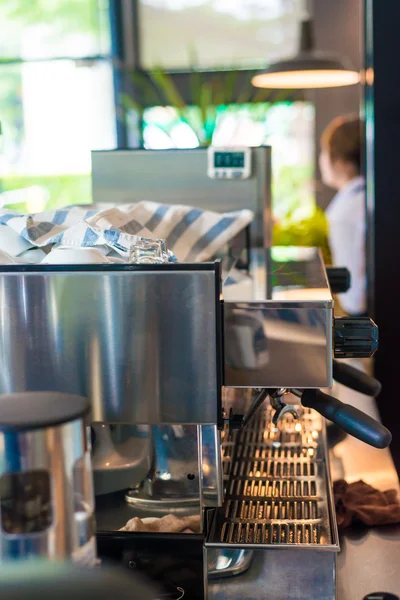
left=333, top=479, right=400, bottom=530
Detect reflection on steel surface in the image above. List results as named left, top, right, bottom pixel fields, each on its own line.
left=200, top=425, right=224, bottom=508
left=208, top=548, right=253, bottom=580
left=125, top=425, right=201, bottom=512
left=223, top=248, right=333, bottom=389
left=0, top=266, right=219, bottom=425
left=123, top=424, right=223, bottom=517
left=0, top=418, right=93, bottom=561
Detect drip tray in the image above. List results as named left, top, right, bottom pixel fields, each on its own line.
left=207, top=406, right=338, bottom=550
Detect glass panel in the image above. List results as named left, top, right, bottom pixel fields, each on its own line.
left=142, top=101, right=315, bottom=216
left=0, top=0, right=111, bottom=60
left=139, top=0, right=307, bottom=69
left=0, top=60, right=116, bottom=212
left=0, top=470, right=52, bottom=534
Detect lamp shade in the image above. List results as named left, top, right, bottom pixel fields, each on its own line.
left=252, top=20, right=360, bottom=89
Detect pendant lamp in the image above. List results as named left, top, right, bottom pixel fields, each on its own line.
left=252, top=19, right=360, bottom=89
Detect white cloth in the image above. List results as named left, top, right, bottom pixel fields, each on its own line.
left=326, top=176, right=366, bottom=315
left=0, top=202, right=254, bottom=263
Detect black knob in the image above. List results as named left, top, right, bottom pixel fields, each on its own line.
left=334, top=317, right=379, bottom=359
left=326, top=267, right=351, bottom=294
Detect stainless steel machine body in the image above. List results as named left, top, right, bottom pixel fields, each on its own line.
left=0, top=249, right=339, bottom=597
left=223, top=247, right=333, bottom=390
left=206, top=249, right=338, bottom=598
left=0, top=264, right=221, bottom=426
left=0, top=392, right=95, bottom=564
left=0, top=250, right=333, bottom=402
left=0, top=262, right=224, bottom=529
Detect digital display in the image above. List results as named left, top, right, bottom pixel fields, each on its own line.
left=214, top=151, right=245, bottom=169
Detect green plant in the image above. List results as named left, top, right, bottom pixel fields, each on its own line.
left=120, top=67, right=330, bottom=253
left=121, top=68, right=297, bottom=146
left=273, top=206, right=331, bottom=264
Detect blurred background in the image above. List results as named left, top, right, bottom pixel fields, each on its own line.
left=0, top=0, right=361, bottom=255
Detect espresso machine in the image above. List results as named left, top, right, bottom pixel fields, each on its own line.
left=92, top=246, right=387, bottom=600
left=0, top=246, right=389, bottom=599
left=0, top=147, right=389, bottom=597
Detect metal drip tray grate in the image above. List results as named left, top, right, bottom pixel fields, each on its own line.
left=221, top=522, right=322, bottom=545
left=235, top=443, right=321, bottom=460
left=229, top=477, right=317, bottom=498
left=233, top=458, right=318, bottom=478
left=222, top=440, right=235, bottom=481
left=206, top=403, right=337, bottom=550
left=239, top=428, right=320, bottom=446
left=225, top=498, right=319, bottom=520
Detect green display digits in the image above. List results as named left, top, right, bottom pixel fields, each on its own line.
left=214, top=152, right=245, bottom=169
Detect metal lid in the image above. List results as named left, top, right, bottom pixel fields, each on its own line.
left=0, top=392, right=90, bottom=432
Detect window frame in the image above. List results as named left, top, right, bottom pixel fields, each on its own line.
left=0, top=0, right=118, bottom=147
left=0, top=0, right=306, bottom=149
left=114, top=0, right=305, bottom=148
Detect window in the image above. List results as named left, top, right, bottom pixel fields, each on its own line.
left=0, top=0, right=116, bottom=213
left=135, top=0, right=315, bottom=219
left=0, top=0, right=111, bottom=59
left=138, top=0, right=307, bottom=70
left=0, top=0, right=315, bottom=223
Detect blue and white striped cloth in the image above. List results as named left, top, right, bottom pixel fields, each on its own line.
left=0, top=202, right=254, bottom=262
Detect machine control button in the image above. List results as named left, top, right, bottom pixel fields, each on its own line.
left=334, top=317, right=379, bottom=358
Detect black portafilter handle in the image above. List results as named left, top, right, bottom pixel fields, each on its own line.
left=332, top=360, right=382, bottom=397
left=301, top=389, right=392, bottom=449
left=326, top=266, right=351, bottom=294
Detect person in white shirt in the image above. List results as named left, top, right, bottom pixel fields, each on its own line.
left=319, top=115, right=366, bottom=316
